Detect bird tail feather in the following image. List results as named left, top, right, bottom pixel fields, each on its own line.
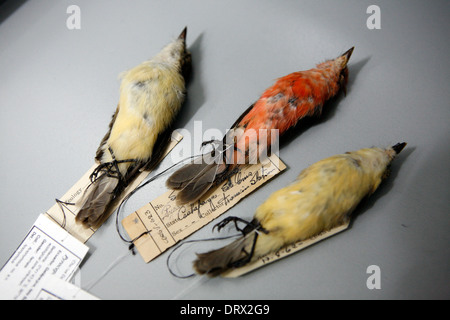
left=76, top=172, right=119, bottom=228
left=193, top=233, right=255, bottom=277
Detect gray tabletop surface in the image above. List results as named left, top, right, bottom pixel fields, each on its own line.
left=1, top=0, right=449, bottom=299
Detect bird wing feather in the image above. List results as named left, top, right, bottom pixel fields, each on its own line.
left=95, top=104, right=120, bottom=163
left=167, top=162, right=220, bottom=204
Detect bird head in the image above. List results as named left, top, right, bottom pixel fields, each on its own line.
left=154, top=27, right=191, bottom=78
left=315, top=47, right=354, bottom=94
left=387, top=142, right=407, bottom=161
left=337, top=47, right=354, bottom=69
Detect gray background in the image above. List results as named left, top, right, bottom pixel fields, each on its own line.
left=1, top=0, right=449, bottom=300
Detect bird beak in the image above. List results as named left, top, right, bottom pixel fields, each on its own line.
left=178, top=27, right=187, bottom=41
left=342, top=47, right=354, bottom=61
left=392, top=142, right=407, bottom=154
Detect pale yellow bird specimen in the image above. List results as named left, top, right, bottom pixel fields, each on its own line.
left=76, top=27, right=191, bottom=228
left=193, top=143, right=407, bottom=276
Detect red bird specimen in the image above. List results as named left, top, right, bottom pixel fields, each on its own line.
left=167, top=47, right=354, bottom=204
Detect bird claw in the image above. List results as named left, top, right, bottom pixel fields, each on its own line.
left=201, top=139, right=222, bottom=148
left=213, top=216, right=251, bottom=235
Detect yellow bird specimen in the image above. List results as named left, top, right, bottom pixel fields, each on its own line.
left=193, top=143, right=407, bottom=276
left=76, top=27, right=191, bottom=228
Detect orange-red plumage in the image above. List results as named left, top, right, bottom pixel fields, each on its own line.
left=167, top=47, right=354, bottom=205
left=239, top=60, right=349, bottom=135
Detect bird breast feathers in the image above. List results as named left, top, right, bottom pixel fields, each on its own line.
left=106, top=64, right=185, bottom=161
left=255, top=154, right=381, bottom=236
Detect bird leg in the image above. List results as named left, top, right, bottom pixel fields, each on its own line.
left=212, top=216, right=264, bottom=268
left=213, top=216, right=253, bottom=235
left=231, top=232, right=259, bottom=268
left=89, top=147, right=138, bottom=186
left=213, top=216, right=267, bottom=236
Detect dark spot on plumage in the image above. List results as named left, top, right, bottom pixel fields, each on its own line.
left=350, top=158, right=361, bottom=168
left=323, top=165, right=337, bottom=174
left=269, top=93, right=284, bottom=103
left=135, top=81, right=147, bottom=88
left=288, top=97, right=298, bottom=108
left=269, top=107, right=284, bottom=121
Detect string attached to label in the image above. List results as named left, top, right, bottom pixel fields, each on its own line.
left=166, top=233, right=241, bottom=279
left=54, top=198, right=74, bottom=229
left=114, top=141, right=229, bottom=252
left=114, top=153, right=206, bottom=250
left=82, top=250, right=132, bottom=292
left=52, top=148, right=139, bottom=230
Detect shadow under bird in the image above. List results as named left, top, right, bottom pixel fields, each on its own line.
left=167, top=47, right=355, bottom=205
left=193, top=142, right=407, bottom=277
left=76, top=27, right=191, bottom=228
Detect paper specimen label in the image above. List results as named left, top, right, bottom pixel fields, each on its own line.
left=0, top=214, right=89, bottom=300
left=222, top=221, right=350, bottom=278
left=122, top=154, right=286, bottom=263
left=36, top=275, right=99, bottom=300
left=44, top=131, right=183, bottom=243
